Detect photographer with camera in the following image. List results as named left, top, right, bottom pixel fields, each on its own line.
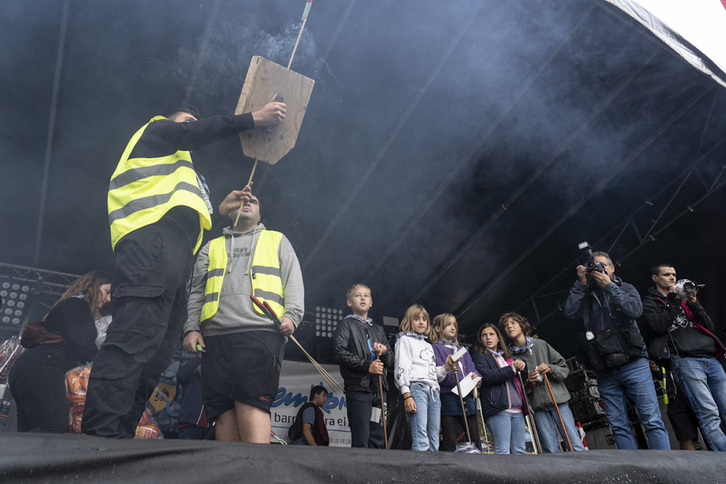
left=563, top=247, right=669, bottom=450
left=642, top=264, right=726, bottom=452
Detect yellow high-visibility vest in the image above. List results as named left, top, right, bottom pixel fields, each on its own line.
left=200, top=230, right=285, bottom=323
left=108, top=116, right=212, bottom=253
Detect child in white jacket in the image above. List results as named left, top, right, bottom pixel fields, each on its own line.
left=394, top=304, right=452, bottom=451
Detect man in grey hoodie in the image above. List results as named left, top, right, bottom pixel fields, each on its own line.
left=183, top=186, right=304, bottom=443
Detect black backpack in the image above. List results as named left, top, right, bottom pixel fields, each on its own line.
left=288, top=403, right=310, bottom=441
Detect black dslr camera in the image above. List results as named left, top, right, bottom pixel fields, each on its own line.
left=578, top=241, right=605, bottom=273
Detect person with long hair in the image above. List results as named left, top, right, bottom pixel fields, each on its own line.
left=9, top=271, right=111, bottom=432
left=472, top=322, right=528, bottom=454
left=500, top=312, right=585, bottom=452
left=394, top=304, right=452, bottom=451
left=432, top=313, right=482, bottom=451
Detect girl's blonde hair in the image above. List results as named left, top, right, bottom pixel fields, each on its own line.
left=432, top=313, right=458, bottom=344
left=399, top=304, right=431, bottom=339
left=346, top=283, right=371, bottom=301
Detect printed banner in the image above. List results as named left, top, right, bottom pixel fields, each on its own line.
left=272, top=361, right=350, bottom=447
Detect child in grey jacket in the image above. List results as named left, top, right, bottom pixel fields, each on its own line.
left=500, top=312, right=586, bottom=453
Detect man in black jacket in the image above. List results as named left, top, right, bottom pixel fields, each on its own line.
left=563, top=252, right=669, bottom=449
left=642, top=264, right=726, bottom=451
left=333, top=283, right=392, bottom=448
left=83, top=100, right=285, bottom=439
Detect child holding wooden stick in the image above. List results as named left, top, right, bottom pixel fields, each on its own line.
left=333, top=284, right=392, bottom=448
left=394, top=304, right=452, bottom=451
left=500, top=312, right=585, bottom=452
left=432, top=313, right=482, bottom=451
left=472, top=323, right=528, bottom=454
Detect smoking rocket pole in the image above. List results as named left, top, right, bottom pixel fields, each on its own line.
left=288, top=0, right=313, bottom=70
left=234, top=0, right=315, bottom=227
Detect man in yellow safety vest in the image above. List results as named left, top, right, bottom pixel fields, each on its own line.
left=183, top=189, right=304, bottom=443
left=83, top=100, right=286, bottom=439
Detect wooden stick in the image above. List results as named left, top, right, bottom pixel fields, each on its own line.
left=288, top=0, right=313, bottom=70
left=289, top=334, right=345, bottom=394
left=517, top=371, right=543, bottom=454
left=247, top=159, right=258, bottom=185
left=474, top=388, right=491, bottom=448
left=249, top=295, right=345, bottom=394
left=452, top=366, right=474, bottom=444
left=287, top=17, right=307, bottom=70
left=288, top=336, right=340, bottom=392
left=376, top=352, right=388, bottom=450
left=543, top=373, right=574, bottom=451
left=233, top=159, right=258, bottom=227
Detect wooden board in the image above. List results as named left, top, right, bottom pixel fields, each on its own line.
left=235, top=56, right=315, bottom=165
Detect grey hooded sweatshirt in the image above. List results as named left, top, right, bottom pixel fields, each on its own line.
left=184, top=223, right=304, bottom=337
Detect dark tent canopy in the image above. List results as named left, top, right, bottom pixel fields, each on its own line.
left=2, top=0, right=725, bottom=355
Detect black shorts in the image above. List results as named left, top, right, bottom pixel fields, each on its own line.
left=667, top=390, right=700, bottom=441
left=201, top=331, right=284, bottom=420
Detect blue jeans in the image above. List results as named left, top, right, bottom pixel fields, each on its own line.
left=596, top=358, right=670, bottom=449
left=534, top=403, right=586, bottom=452
left=671, top=356, right=726, bottom=452
left=486, top=410, right=526, bottom=454
left=406, top=382, right=441, bottom=451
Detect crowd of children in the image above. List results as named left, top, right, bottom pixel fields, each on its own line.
left=335, top=283, right=586, bottom=454
left=7, top=277, right=584, bottom=454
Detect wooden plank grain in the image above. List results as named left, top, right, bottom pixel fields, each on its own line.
left=235, top=56, right=315, bottom=165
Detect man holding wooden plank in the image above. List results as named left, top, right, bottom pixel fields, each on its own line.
left=83, top=100, right=286, bottom=439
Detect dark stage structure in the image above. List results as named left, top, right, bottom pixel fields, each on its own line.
left=1, top=433, right=724, bottom=483
left=2, top=1, right=726, bottom=481
left=2, top=0, right=726, bottom=355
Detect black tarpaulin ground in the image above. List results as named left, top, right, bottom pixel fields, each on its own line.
left=0, top=433, right=724, bottom=483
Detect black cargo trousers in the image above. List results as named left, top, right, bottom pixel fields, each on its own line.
left=82, top=213, right=197, bottom=438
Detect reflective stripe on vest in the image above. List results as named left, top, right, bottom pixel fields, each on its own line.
left=200, top=236, right=227, bottom=323
left=107, top=116, right=212, bottom=253
left=250, top=229, right=284, bottom=317
left=200, top=230, right=284, bottom=324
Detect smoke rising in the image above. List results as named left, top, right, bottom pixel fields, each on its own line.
left=1, top=0, right=725, bottom=354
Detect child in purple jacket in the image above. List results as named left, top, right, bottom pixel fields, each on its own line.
left=432, top=313, right=481, bottom=451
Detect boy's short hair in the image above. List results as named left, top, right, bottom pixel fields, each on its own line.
left=432, top=313, right=458, bottom=345
left=651, top=263, right=674, bottom=276
left=346, top=283, right=371, bottom=300
left=309, top=385, right=328, bottom=400
left=498, top=312, right=531, bottom=337
left=399, top=304, right=431, bottom=339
